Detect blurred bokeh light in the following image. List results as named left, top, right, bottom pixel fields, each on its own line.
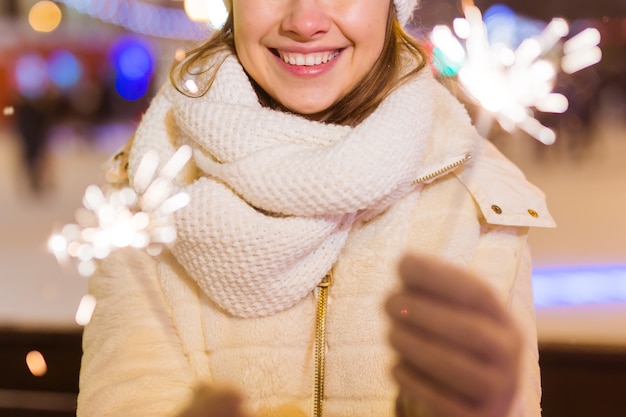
left=110, top=35, right=155, bottom=101
left=48, top=50, right=82, bottom=90
left=14, top=53, right=49, bottom=98
left=28, top=0, right=62, bottom=33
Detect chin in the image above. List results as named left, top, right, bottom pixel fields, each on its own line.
left=283, top=100, right=336, bottom=117
left=267, top=86, right=342, bottom=117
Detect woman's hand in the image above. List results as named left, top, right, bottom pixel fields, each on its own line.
left=386, top=254, right=522, bottom=417
left=177, top=384, right=250, bottom=417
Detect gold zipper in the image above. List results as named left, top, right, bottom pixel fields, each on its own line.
left=412, top=153, right=472, bottom=185
left=313, top=270, right=333, bottom=417
left=309, top=154, right=470, bottom=415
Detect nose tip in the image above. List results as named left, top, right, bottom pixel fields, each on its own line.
left=281, top=2, right=331, bottom=39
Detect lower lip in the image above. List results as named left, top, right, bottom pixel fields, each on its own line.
left=272, top=51, right=342, bottom=77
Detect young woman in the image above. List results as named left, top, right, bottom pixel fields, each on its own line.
left=77, top=1, right=554, bottom=416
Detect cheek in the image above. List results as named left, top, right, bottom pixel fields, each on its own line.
left=343, top=5, right=388, bottom=52
left=233, top=20, right=258, bottom=70
left=233, top=3, right=275, bottom=61
left=356, top=28, right=387, bottom=70
left=233, top=0, right=275, bottom=32
left=233, top=3, right=260, bottom=46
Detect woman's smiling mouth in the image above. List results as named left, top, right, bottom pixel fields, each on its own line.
left=273, top=49, right=342, bottom=66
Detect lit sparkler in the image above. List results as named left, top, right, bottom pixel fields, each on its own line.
left=3, top=106, right=14, bottom=116
left=430, top=2, right=602, bottom=145
left=49, top=145, right=192, bottom=278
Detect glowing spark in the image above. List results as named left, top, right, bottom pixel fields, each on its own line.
left=49, top=145, right=192, bottom=276
left=75, top=294, right=97, bottom=326
left=175, top=48, right=187, bottom=62
left=3, top=106, right=13, bottom=116
left=430, top=5, right=602, bottom=145
left=185, top=79, right=199, bottom=94
left=562, top=28, right=602, bottom=74
left=26, top=350, right=48, bottom=377
left=183, top=0, right=228, bottom=29
left=453, top=18, right=471, bottom=40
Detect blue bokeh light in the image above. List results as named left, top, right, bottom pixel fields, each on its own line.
left=109, top=35, right=154, bottom=100
left=14, top=53, right=49, bottom=98
left=483, top=4, right=518, bottom=48
left=118, top=46, right=152, bottom=80
left=48, top=50, right=83, bottom=89
left=114, top=75, right=150, bottom=101
left=483, top=3, right=545, bottom=50
left=533, top=265, right=626, bottom=307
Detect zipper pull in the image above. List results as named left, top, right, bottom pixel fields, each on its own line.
left=318, top=270, right=333, bottom=288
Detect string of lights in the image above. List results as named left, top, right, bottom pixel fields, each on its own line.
left=54, top=0, right=211, bottom=40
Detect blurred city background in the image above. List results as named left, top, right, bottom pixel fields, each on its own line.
left=0, top=0, right=625, bottom=416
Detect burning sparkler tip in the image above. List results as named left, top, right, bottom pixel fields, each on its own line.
left=49, top=146, right=191, bottom=276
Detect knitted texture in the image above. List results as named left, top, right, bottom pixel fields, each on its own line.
left=221, top=0, right=419, bottom=26
left=129, top=52, right=476, bottom=318
left=392, top=0, right=420, bottom=26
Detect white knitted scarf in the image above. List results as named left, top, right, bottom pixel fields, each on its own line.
left=129, top=53, right=476, bottom=318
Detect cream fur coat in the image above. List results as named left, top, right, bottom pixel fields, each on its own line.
left=77, top=73, right=555, bottom=417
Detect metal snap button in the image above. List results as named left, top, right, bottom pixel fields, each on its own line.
left=491, top=205, right=502, bottom=214
left=528, top=209, right=539, bottom=218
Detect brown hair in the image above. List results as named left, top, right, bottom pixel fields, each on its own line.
left=170, top=3, right=428, bottom=126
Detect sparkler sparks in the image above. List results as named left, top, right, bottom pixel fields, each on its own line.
left=3, top=106, right=14, bottom=116
left=75, top=294, right=97, bottom=326
left=49, top=145, right=192, bottom=279
left=430, top=3, right=602, bottom=145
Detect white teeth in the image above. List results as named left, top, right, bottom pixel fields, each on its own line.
left=279, top=50, right=339, bottom=66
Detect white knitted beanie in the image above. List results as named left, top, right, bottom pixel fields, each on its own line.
left=222, top=0, right=419, bottom=26
left=392, top=0, right=420, bottom=26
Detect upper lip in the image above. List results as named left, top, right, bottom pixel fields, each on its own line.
left=270, top=46, right=345, bottom=54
